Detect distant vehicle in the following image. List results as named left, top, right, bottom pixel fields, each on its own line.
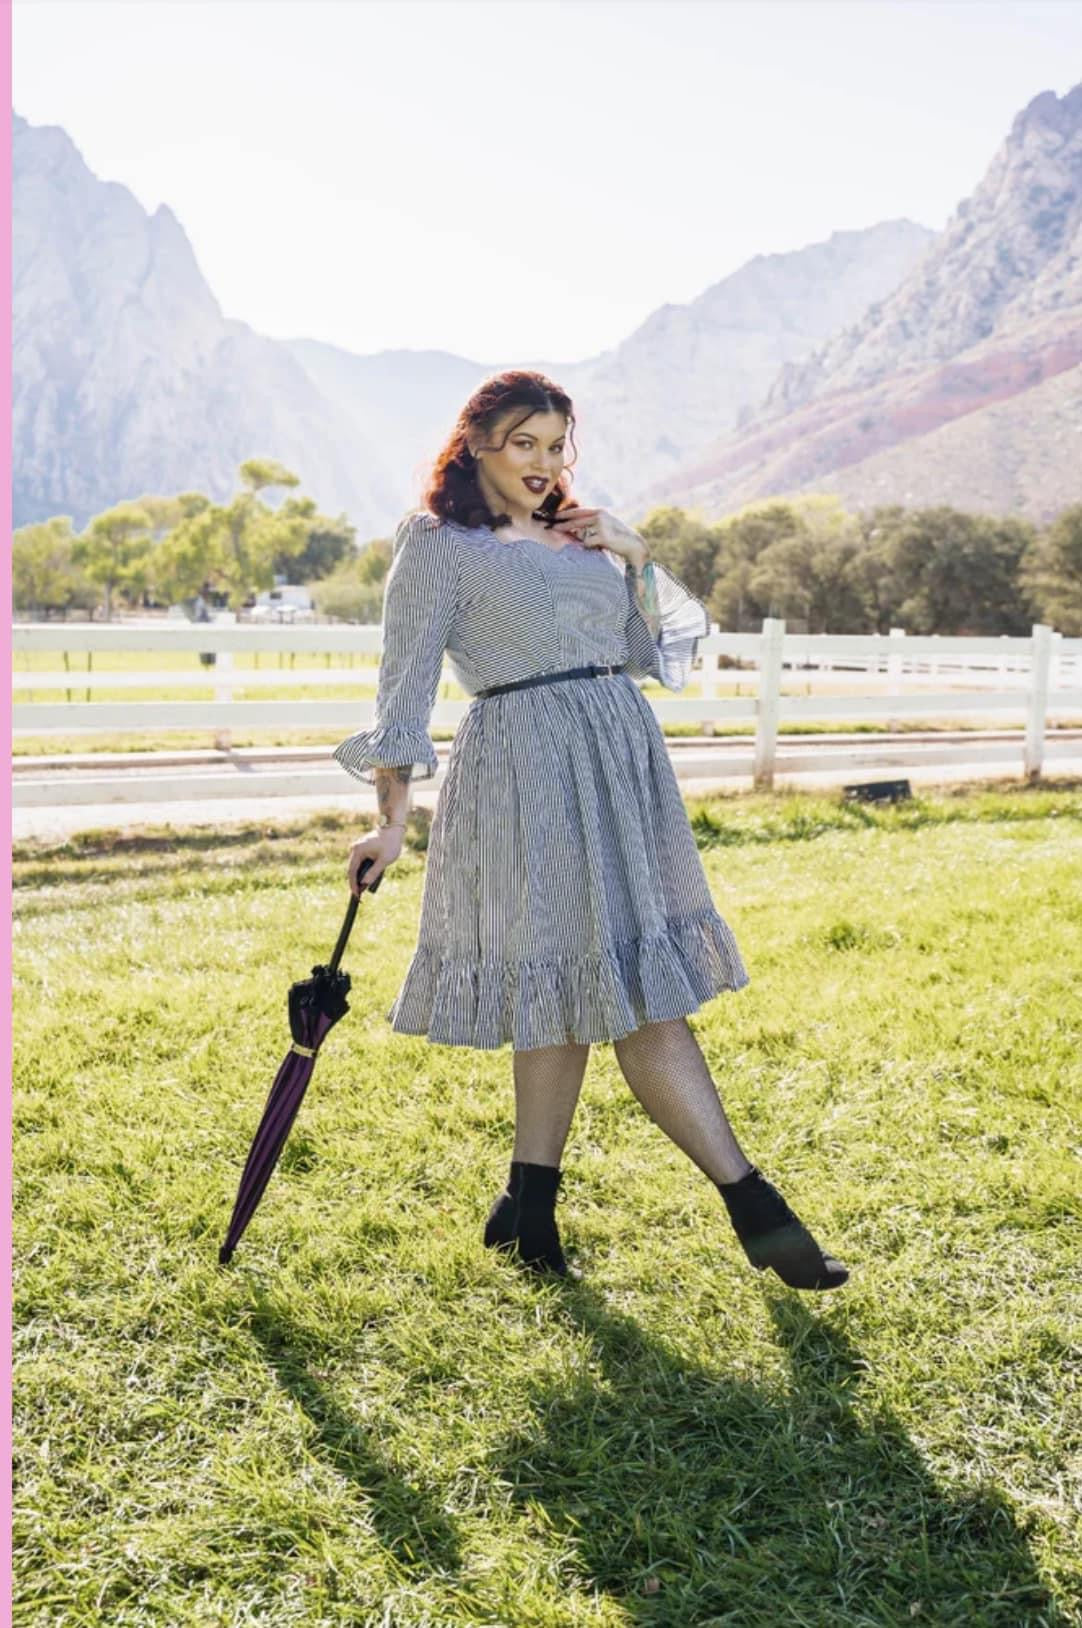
left=249, top=584, right=314, bottom=623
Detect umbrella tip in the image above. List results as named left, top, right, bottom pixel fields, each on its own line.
left=218, top=1245, right=234, bottom=1265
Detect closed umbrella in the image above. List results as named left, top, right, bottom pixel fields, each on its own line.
left=218, top=859, right=382, bottom=1264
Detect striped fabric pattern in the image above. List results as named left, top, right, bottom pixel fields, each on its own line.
left=333, top=511, right=750, bottom=1049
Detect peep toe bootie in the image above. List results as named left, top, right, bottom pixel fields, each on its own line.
left=483, top=1160, right=580, bottom=1280
left=716, top=1164, right=849, bottom=1291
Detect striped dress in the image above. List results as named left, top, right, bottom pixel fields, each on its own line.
left=334, top=510, right=750, bottom=1050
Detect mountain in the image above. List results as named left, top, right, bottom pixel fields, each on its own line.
left=284, top=221, right=935, bottom=513
left=279, top=339, right=494, bottom=507
left=523, top=220, right=936, bottom=504
left=20, top=85, right=1075, bottom=539
left=12, top=111, right=398, bottom=534
left=637, top=83, right=1082, bottom=523
left=13, top=109, right=937, bottom=537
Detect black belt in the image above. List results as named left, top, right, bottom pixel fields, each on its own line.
left=476, top=662, right=626, bottom=699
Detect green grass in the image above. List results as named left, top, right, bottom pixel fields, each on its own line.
left=12, top=782, right=1082, bottom=1626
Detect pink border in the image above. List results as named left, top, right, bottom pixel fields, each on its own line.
left=3, top=1, right=13, bottom=1616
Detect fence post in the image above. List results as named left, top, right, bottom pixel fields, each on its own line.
left=1024, top=623, right=1053, bottom=782
left=753, top=617, right=785, bottom=790
left=700, top=637, right=719, bottom=738
left=887, top=626, right=906, bottom=730
left=214, top=611, right=236, bottom=752
left=887, top=626, right=906, bottom=683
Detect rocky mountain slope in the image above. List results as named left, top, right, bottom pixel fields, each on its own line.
left=529, top=220, right=935, bottom=504
left=13, top=110, right=935, bottom=536
left=639, top=83, right=1082, bottom=523
left=18, top=82, right=1075, bottom=538
left=282, top=222, right=935, bottom=514
left=12, top=112, right=397, bottom=533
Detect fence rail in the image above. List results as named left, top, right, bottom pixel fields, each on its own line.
left=12, top=619, right=1082, bottom=803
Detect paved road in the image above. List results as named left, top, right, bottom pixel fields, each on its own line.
left=12, top=732, right=1081, bottom=844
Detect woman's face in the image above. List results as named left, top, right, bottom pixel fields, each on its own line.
left=473, top=408, right=568, bottom=521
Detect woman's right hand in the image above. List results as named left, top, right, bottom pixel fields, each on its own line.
left=346, top=826, right=404, bottom=897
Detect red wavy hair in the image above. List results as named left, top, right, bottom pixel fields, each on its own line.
left=419, top=369, right=580, bottom=530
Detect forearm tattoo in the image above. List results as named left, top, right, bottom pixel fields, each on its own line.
left=632, top=559, right=662, bottom=642
left=375, top=764, right=413, bottom=823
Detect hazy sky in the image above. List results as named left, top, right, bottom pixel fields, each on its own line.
left=13, top=0, right=1082, bottom=364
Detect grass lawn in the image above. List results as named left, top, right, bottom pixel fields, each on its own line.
left=12, top=782, right=1081, bottom=1627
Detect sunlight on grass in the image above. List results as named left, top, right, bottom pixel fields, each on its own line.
left=12, top=783, right=1081, bottom=1625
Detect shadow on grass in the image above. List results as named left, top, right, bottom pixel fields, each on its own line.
left=489, top=1275, right=1061, bottom=1628
left=10, top=806, right=435, bottom=876
left=10, top=822, right=434, bottom=899
left=15, top=778, right=1079, bottom=878
left=245, top=1295, right=463, bottom=1580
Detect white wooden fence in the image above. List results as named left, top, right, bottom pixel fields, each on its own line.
left=12, top=619, right=1082, bottom=805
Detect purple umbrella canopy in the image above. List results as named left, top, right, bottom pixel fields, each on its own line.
left=219, top=860, right=382, bottom=1264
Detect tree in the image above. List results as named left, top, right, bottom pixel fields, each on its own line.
left=13, top=517, right=97, bottom=618
left=845, top=506, right=909, bottom=632
left=637, top=496, right=1048, bottom=635
left=1019, top=503, right=1082, bottom=633
left=70, top=502, right=155, bottom=621
left=151, top=503, right=222, bottom=609
left=636, top=506, right=720, bottom=600
left=273, top=507, right=356, bottom=583
left=153, top=461, right=314, bottom=611
left=749, top=532, right=867, bottom=632
left=309, top=557, right=387, bottom=624
left=131, top=491, right=212, bottom=538
left=707, top=501, right=806, bottom=630
left=356, top=535, right=394, bottom=585
left=883, top=507, right=1035, bottom=635
left=124, top=492, right=213, bottom=606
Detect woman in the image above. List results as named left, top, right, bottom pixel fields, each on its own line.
left=336, top=371, right=847, bottom=1293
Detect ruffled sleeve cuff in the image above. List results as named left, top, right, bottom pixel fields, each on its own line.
left=332, top=720, right=439, bottom=786
left=623, top=560, right=711, bottom=693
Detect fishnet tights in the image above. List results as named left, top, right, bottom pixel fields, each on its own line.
left=511, top=1040, right=591, bottom=1166
left=614, top=1016, right=753, bottom=1185
left=510, top=1017, right=752, bottom=1185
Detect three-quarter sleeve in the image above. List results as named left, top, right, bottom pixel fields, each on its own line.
left=333, top=514, right=459, bottom=785
left=619, top=557, right=711, bottom=692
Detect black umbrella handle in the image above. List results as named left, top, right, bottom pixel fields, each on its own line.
left=328, top=856, right=382, bottom=975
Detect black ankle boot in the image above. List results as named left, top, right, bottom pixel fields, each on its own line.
left=483, top=1161, right=579, bottom=1279
left=716, top=1164, right=849, bottom=1291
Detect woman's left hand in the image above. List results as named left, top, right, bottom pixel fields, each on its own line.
left=549, top=506, right=649, bottom=569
